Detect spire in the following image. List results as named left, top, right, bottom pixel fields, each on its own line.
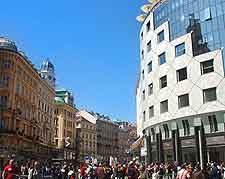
left=39, top=59, right=56, bottom=89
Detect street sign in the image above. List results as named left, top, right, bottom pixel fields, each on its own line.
left=65, top=137, right=71, bottom=147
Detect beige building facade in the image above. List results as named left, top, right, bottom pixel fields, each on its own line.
left=54, top=91, right=78, bottom=161
left=95, top=117, right=118, bottom=161
left=0, top=37, right=55, bottom=161
left=76, top=110, right=97, bottom=161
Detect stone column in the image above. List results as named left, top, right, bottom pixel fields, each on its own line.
left=194, top=124, right=207, bottom=168
left=156, top=130, right=164, bottom=163
left=146, top=131, right=152, bottom=164
left=172, top=129, right=182, bottom=163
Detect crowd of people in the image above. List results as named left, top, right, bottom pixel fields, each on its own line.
left=1, top=158, right=225, bottom=179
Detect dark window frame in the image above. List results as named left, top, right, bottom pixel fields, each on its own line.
left=148, top=83, right=153, bottom=96
left=203, top=87, right=217, bottom=103
left=201, top=59, right=214, bottom=75
left=159, top=52, right=166, bottom=65
left=148, top=61, right=152, bottom=73
left=178, top=94, right=190, bottom=109
left=208, top=115, right=218, bottom=133
left=175, top=42, right=186, bottom=57
left=146, top=21, right=151, bottom=32
left=158, top=30, right=165, bottom=43
left=177, top=67, right=187, bottom=82
left=160, top=100, right=168, bottom=114
left=160, top=75, right=167, bottom=89
left=149, top=106, right=154, bottom=118
left=147, top=40, right=152, bottom=52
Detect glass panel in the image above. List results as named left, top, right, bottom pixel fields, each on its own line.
left=178, top=94, right=189, bottom=108
left=148, top=61, right=152, bottom=73
left=158, top=31, right=165, bottom=43
left=203, top=88, right=217, bottom=102
left=160, top=100, right=168, bottom=113
left=201, top=59, right=214, bottom=74
left=159, top=52, right=166, bottom=65
left=177, top=67, right=187, bottom=81
left=175, top=42, right=186, bottom=56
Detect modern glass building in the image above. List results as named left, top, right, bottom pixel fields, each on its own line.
left=136, top=0, right=225, bottom=165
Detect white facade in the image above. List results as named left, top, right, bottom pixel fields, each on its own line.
left=136, top=12, right=225, bottom=138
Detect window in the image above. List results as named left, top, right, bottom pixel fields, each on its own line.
left=143, top=111, right=146, bottom=121
left=160, top=100, right=168, bottom=113
left=160, top=75, right=167, bottom=89
left=182, top=120, right=190, bottom=136
left=0, top=75, right=10, bottom=88
left=0, top=119, right=5, bottom=129
left=151, top=128, right=156, bottom=142
left=178, top=94, right=189, bottom=108
left=208, top=115, right=218, bottom=133
left=203, top=88, right=217, bottom=103
left=163, top=124, right=169, bottom=139
left=149, top=106, right=154, bottom=118
left=146, top=21, right=150, bottom=32
left=201, top=59, right=214, bottom=74
left=175, top=43, right=185, bottom=57
left=148, top=83, right=153, bottom=95
left=147, top=40, right=151, bottom=52
left=159, top=52, right=166, bottom=65
left=148, top=61, right=152, bottom=73
left=3, top=60, right=11, bottom=69
left=158, top=30, right=164, bottom=43
left=141, top=32, right=143, bottom=40
left=141, top=50, right=144, bottom=59
left=0, top=96, right=8, bottom=107
left=55, top=139, right=58, bottom=146
left=142, top=70, right=145, bottom=80
left=142, top=90, right=145, bottom=100
left=200, top=7, right=212, bottom=22
left=177, top=68, right=187, bottom=82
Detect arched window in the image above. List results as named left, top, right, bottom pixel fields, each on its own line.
left=151, top=128, right=155, bottom=142
left=208, top=115, right=218, bottom=133
left=163, top=124, right=169, bottom=139
left=182, top=120, right=190, bottom=136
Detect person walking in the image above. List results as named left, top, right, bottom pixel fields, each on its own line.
left=176, top=164, right=189, bottom=179
left=126, top=162, right=137, bottom=179
left=2, top=159, right=18, bottom=179
left=28, top=161, right=41, bottom=179
left=210, top=163, right=221, bottom=179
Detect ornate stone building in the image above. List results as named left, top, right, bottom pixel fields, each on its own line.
left=95, top=115, right=118, bottom=161
left=76, top=110, right=97, bottom=161
left=54, top=89, right=78, bottom=161
left=0, top=37, right=55, bottom=161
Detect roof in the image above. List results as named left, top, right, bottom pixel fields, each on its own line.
left=136, top=0, right=166, bottom=23
left=0, top=37, right=17, bottom=52
left=78, top=110, right=97, bottom=124
left=54, top=96, right=65, bottom=104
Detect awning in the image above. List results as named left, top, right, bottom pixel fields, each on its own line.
left=130, top=136, right=144, bottom=150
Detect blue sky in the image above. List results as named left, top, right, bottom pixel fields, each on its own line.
left=1, top=0, right=144, bottom=122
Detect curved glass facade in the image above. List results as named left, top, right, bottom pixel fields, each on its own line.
left=152, top=0, right=225, bottom=65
